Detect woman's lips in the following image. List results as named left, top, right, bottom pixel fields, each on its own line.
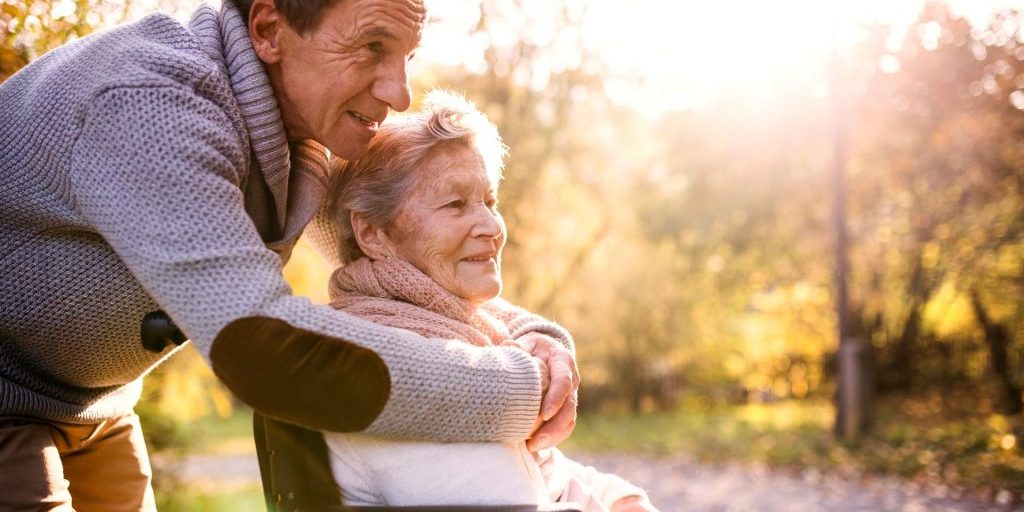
left=462, top=254, right=496, bottom=262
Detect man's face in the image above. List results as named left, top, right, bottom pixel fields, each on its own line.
left=268, top=0, right=425, bottom=160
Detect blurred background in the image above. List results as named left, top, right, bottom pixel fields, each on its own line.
left=4, top=0, right=1024, bottom=509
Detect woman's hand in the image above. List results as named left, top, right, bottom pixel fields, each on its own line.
left=505, top=333, right=580, bottom=451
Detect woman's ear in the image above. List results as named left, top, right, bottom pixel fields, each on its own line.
left=351, top=211, right=394, bottom=260
left=248, top=0, right=285, bottom=65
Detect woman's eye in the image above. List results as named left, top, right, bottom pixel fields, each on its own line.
left=445, top=200, right=465, bottom=209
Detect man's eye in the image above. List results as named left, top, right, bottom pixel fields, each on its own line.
left=366, top=42, right=384, bottom=53
left=445, top=200, right=465, bottom=209
left=486, top=199, right=499, bottom=210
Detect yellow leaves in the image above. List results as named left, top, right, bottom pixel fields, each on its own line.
left=921, top=240, right=941, bottom=269
left=0, top=0, right=196, bottom=82
left=920, top=280, right=973, bottom=339
left=705, top=254, right=725, bottom=273
left=0, top=44, right=27, bottom=81
left=934, top=222, right=952, bottom=240
left=988, top=413, right=1011, bottom=433
left=0, top=2, right=28, bottom=80
left=281, top=239, right=332, bottom=304
left=1, top=3, right=23, bottom=18
left=956, top=239, right=976, bottom=261
left=793, top=281, right=830, bottom=305
left=735, top=401, right=833, bottom=430
left=145, top=345, right=234, bottom=422
left=749, top=281, right=830, bottom=313
left=996, top=243, right=1023, bottom=275
left=723, top=354, right=750, bottom=379
left=987, top=415, right=1022, bottom=451
left=789, top=364, right=810, bottom=398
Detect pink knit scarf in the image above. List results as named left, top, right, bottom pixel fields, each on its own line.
left=328, top=258, right=510, bottom=347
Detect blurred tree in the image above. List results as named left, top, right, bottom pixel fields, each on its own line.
left=0, top=0, right=149, bottom=80
left=850, top=3, right=1024, bottom=410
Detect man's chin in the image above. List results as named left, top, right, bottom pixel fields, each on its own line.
left=326, top=142, right=371, bottom=161
left=323, top=129, right=376, bottom=161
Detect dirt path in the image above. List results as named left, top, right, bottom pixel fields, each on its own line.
left=173, top=451, right=1016, bottom=511
left=569, top=452, right=1011, bottom=512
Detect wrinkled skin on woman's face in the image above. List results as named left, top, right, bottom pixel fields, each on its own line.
left=387, top=141, right=506, bottom=305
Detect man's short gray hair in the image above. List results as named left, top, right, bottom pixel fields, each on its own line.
left=230, top=0, right=340, bottom=34
left=328, top=89, right=507, bottom=264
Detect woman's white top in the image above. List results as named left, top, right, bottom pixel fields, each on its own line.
left=324, top=432, right=645, bottom=510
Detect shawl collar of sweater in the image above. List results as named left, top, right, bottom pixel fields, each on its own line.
left=189, top=2, right=329, bottom=255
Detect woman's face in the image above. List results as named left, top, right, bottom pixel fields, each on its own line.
left=387, top=141, right=506, bottom=305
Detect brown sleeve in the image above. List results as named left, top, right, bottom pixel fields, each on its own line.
left=210, top=316, right=390, bottom=432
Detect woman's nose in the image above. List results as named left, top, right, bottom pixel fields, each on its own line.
left=472, top=205, right=503, bottom=239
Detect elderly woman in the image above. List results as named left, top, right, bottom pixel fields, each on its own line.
left=321, top=90, right=658, bottom=512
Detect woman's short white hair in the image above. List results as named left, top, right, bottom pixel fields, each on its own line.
left=328, top=89, right=508, bottom=264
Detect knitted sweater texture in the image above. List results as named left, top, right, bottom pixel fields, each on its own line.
left=0, top=2, right=572, bottom=441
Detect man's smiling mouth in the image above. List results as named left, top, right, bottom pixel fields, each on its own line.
left=349, top=110, right=380, bottom=128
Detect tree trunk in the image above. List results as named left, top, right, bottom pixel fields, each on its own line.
left=970, top=289, right=1023, bottom=414
left=887, top=258, right=929, bottom=390
left=890, top=307, right=921, bottom=386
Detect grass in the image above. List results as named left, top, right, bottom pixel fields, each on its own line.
left=564, top=399, right=837, bottom=466
left=156, top=485, right=264, bottom=512
left=191, top=407, right=256, bottom=455
left=564, top=395, right=1024, bottom=499
left=145, top=406, right=262, bottom=511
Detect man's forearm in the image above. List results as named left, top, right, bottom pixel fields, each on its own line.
left=211, top=305, right=544, bottom=440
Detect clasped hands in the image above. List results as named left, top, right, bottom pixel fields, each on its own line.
left=503, top=333, right=580, bottom=452
left=504, top=335, right=659, bottom=512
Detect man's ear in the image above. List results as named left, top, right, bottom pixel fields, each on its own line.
left=249, top=0, right=285, bottom=65
left=351, top=211, right=394, bottom=260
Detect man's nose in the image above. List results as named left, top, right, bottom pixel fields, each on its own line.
left=373, top=61, right=412, bottom=112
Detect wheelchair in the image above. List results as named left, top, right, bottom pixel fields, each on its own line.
left=253, top=413, right=584, bottom=512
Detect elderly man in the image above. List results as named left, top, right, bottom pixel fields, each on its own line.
left=0, top=0, right=579, bottom=509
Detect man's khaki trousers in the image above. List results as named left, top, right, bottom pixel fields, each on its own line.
left=0, top=414, right=157, bottom=511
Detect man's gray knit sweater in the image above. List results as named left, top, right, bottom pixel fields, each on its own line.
left=0, top=2, right=571, bottom=441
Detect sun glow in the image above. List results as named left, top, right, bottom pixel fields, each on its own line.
left=420, top=0, right=1022, bottom=113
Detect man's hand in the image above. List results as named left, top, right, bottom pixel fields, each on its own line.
left=505, top=333, right=580, bottom=451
